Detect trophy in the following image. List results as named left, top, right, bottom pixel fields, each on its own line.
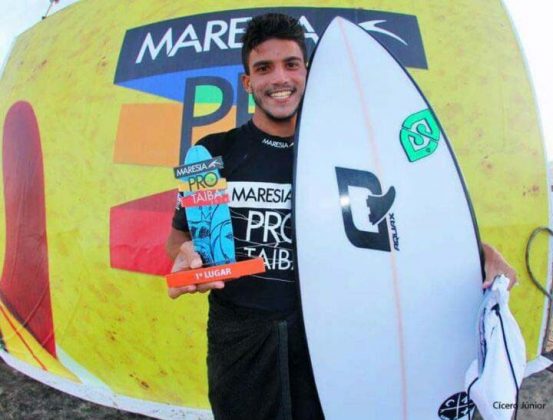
left=166, top=145, right=266, bottom=287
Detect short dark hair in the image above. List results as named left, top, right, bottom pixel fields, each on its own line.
left=241, top=13, right=307, bottom=75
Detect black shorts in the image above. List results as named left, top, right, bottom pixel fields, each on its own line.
left=206, top=294, right=324, bottom=420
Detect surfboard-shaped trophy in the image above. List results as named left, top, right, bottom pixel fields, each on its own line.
left=166, top=145, right=265, bottom=287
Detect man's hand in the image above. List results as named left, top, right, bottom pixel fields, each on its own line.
left=167, top=241, right=225, bottom=298
left=166, top=229, right=225, bottom=299
left=482, top=243, right=517, bottom=290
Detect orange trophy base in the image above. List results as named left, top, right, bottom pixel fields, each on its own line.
left=166, top=257, right=266, bottom=287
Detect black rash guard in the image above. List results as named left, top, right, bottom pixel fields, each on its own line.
left=173, top=120, right=297, bottom=313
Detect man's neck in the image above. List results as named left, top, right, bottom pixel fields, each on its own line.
left=252, top=113, right=296, bottom=138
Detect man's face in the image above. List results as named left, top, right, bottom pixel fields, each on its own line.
left=242, top=38, right=307, bottom=124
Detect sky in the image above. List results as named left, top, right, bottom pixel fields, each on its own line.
left=0, top=0, right=551, bottom=158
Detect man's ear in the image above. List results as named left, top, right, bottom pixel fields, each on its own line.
left=241, top=73, right=251, bottom=93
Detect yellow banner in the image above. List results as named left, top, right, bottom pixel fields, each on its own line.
left=0, top=0, right=548, bottom=415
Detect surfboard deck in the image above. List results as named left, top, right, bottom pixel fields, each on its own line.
left=295, top=17, right=483, bottom=419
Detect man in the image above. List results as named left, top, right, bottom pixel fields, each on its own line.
left=166, top=13, right=516, bottom=420
left=167, top=13, right=321, bottom=420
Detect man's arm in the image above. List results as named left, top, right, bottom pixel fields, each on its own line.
left=482, top=242, right=517, bottom=290
left=166, top=228, right=225, bottom=298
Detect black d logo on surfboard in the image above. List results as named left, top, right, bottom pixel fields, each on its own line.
left=335, top=167, right=396, bottom=252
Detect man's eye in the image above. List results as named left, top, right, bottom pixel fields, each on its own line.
left=256, top=65, right=268, bottom=73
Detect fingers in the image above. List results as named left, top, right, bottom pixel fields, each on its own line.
left=482, top=279, right=493, bottom=290
left=168, top=285, right=196, bottom=298
left=180, top=241, right=203, bottom=269
left=197, top=281, right=225, bottom=293
left=482, top=275, right=518, bottom=290
left=168, top=281, right=225, bottom=298
left=181, top=241, right=203, bottom=267
left=168, top=241, right=226, bottom=298
left=481, top=242, right=518, bottom=290
left=171, top=241, right=202, bottom=273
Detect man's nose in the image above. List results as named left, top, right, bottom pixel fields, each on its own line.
left=272, top=64, right=290, bottom=83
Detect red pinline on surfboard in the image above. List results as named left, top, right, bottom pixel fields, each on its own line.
left=339, top=18, right=409, bottom=419
left=338, top=19, right=384, bottom=178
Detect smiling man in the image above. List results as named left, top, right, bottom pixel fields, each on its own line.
left=166, top=13, right=323, bottom=420
left=165, top=12, right=517, bottom=420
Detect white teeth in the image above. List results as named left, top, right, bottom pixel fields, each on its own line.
left=270, top=90, right=292, bottom=98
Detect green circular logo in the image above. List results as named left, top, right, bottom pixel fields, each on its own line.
left=204, top=172, right=218, bottom=186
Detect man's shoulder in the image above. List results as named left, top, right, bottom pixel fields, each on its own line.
left=196, top=126, right=241, bottom=157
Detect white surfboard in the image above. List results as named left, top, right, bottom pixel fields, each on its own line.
left=295, top=17, right=483, bottom=420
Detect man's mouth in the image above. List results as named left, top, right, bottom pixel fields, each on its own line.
left=268, top=88, right=295, bottom=99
